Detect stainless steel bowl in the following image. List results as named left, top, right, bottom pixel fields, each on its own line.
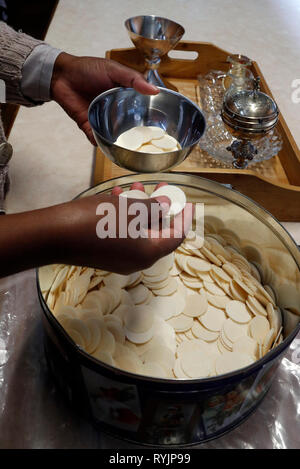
left=88, top=87, right=206, bottom=172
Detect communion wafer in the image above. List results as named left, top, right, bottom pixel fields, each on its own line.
left=246, top=295, right=267, bottom=317
left=223, top=318, right=249, bottom=343
left=115, top=127, right=144, bottom=150
left=173, top=359, right=188, bottom=378
left=225, top=300, right=252, bottom=324
left=182, top=293, right=207, bottom=318
left=191, top=320, right=219, bottom=342
left=97, top=327, right=115, bottom=355
left=141, top=362, right=168, bottom=378
left=232, top=336, right=258, bottom=358
left=215, top=352, right=254, bottom=375
left=138, top=144, right=162, bottom=153
left=152, top=135, right=179, bottom=150
left=151, top=185, right=186, bottom=217
left=167, top=314, right=193, bottom=332
left=180, top=347, right=213, bottom=378
left=200, top=305, right=226, bottom=332
left=92, top=350, right=115, bottom=367
left=249, top=316, right=270, bottom=342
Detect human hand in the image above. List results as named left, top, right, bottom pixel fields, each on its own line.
left=50, top=53, right=159, bottom=145
left=55, top=183, right=193, bottom=274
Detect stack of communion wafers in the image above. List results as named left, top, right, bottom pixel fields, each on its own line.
left=40, top=216, right=283, bottom=379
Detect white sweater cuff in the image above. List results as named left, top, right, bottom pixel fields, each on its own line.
left=21, top=44, right=62, bottom=102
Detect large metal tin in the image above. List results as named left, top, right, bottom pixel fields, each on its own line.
left=38, top=173, right=300, bottom=446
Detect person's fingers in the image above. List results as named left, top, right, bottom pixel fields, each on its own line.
left=131, top=75, right=160, bottom=95
left=112, top=186, right=123, bottom=196
left=130, top=182, right=145, bottom=192
left=171, top=202, right=194, bottom=239
left=107, top=60, right=159, bottom=95
left=148, top=196, right=171, bottom=221
left=154, top=182, right=168, bottom=191
left=149, top=202, right=194, bottom=257
left=76, top=116, right=97, bottom=146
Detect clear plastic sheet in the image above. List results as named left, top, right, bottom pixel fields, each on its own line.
left=0, top=270, right=299, bottom=449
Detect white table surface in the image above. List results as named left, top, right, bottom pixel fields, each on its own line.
left=6, top=0, right=300, bottom=244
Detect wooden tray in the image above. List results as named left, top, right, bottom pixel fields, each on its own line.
left=94, top=41, right=300, bottom=221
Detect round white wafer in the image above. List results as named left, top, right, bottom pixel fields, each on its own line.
left=105, top=321, right=126, bottom=344
left=205, top=292, right=231, bottom=310
left=220, top=328, right=233, bottom=350
left=149, top=293, right=185, bottom=320
left=233, top=276, right=255, bottom=295
left=97, top=327, right=116, bottom=355
left=262, top=327, right=275, bottom=354
left=141, top=362, right=168, bottom=378
left=217, top=337, right=229, bottom=355
left=141, top=126, right=165, bottom=140
left=152, top=134, right=179, bottom=150
left=129, top=284, right=150, bottom=305
left=180, top=346, right=212, bottom=378
left=143, top=253, right=174, bottom=277
left=167, top=314, right=193, bottom=332
left=103, top=273, right=131, bottom=289
left=186, top=257, right=212, bottom=273
left=191, top=320, right=219, bottom=342
left=66, top=318, right=91, bottom=348
left=199, top=305, right=226, bottom=332
left=67, top=328, right=85, bottom=348
left=204, top=280, right=226, bottom=296
left=92, top=350, right=115, bottom=366
left=124, top=325, right=155, bottom=345
left=222, top=262, right=242, bottom=278
left=266, top=303, right=281, bottom=334
left=115, top=352, right=143, bottom=374
left=116, top=127, right=144, bottom=150
left=173, top=359, right=188, bottom=378
left=151, top=185, right=186, bottom=217
left=182, top=293, right=207, bottom=318
left=124, top=305, right=154, bottom=334
left=211, top=266, right=231, bottom=283
left=84, top=318, right=103, bottom=353
left=138, top=144, right=163, bottom=154
left=249, top=316, right=270, bottom=342
left=197, top=271, right=214, bottom=283
left=215, top=352, right=254, bottom=375
left=201, top=247, right=222, bottom=266
left=141, top=345, right=175, bottom=372
left=223, top=318, right=249, bottom=342
left=232, top=336, right=258, bottom=358
left=152, top=277, right=178, bottom=296
left=246, top=296, right=267, bottom=317
left=229, top=279, right=248, bottom=301
left=226, top=300, right=252, bottom=324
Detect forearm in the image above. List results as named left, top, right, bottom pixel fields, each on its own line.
left=0, top=205, right=65, bottom=277
left=0, top=21, right=43, bottom=106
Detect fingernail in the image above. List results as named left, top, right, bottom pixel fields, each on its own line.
left=130, top=182, right=145, bottom=192
left=112, top=186, right=123, bottom=196
left=149, top=84, right=160, bottom=93
left=155, top=182, right=168, bottom=190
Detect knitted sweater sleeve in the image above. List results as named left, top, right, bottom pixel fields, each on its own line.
left=0, top=21, right=44, bottom=106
